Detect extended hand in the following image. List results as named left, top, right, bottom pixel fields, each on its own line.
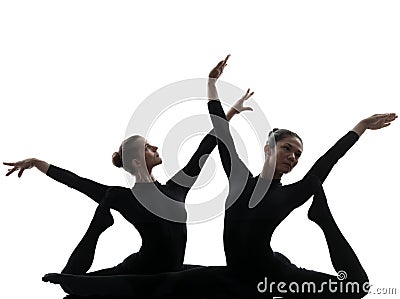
left=362, top=113, right=397, bottom=130
left=209, top=54, right=230, bottom=79
left=3, top=159, right=37, bottom=177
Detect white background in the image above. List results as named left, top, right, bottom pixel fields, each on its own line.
left=0, top=1, right=399, bottom=298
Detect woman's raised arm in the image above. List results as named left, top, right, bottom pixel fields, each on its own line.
left=168, top=75, right=254, bottom=195
left=207, top=55, right=253, bottom=180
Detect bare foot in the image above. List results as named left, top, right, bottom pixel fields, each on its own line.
left=42, top=273, right=73, bottom=294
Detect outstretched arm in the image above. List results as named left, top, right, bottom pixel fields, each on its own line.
left=4, top=158, right=110, bottom=204
left=284, top=113, right=398, bottom=211
left=305, top=113, right=397, bottom=183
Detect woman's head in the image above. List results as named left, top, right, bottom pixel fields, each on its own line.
left=265, top=128, right=303, bottom=178
left=112, top=135, right=162, bottom=177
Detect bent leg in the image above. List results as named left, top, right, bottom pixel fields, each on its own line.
left=62, top=200, right=114, bottom=274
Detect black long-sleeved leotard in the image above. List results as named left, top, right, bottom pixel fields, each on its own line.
left=46, top=132, right=217, bottom=274
left=208, top=100, right=359, bottom=277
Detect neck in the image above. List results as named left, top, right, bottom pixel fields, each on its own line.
left=260, top=157, right=281, bottom=180
left=135, top=168, right=155, bottom=183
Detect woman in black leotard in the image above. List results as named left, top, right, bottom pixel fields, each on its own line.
left=207, top=55, right=397, bottom=298
left=3, top=97, right=249, bottom=279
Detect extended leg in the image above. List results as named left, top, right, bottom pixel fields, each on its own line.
left=61, top=200, right=114, bottom=274
left=42, top=266, right=254, bottom=297
left=307, top=182, right=369, bottom=297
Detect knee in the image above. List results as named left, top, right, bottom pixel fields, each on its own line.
left=102, top=187, right=118, bottom=209
left=102, top=187, right=127, bottom=212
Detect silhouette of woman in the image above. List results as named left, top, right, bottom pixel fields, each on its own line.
left=207, top=55, right=397, bottom=298
left=3, top=95, right=249, bottom=278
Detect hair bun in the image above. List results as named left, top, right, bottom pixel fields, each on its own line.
left=268, top=128, right=280, bottom=137
left=112, top=152, right=123, bottom=168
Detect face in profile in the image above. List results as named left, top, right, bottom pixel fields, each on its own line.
left=128, top=137, right=163, bottom=174
left=273, top=136, right=303, bottom=176
left=143, top=140, right=162, bottom=170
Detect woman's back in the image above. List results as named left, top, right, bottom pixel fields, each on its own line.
left=106, top=183, right=187, bottom=272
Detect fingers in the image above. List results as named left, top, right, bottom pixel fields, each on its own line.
left=378, top=114, right=397, bottom=124
left=366, top=113, right=397, bottom=129
left=209, top=55, right=230, bottom=79
left=381, top=113, right=397, bottom=119
left=385, top=113, right=398, bottom=121
left=377, top=122, right=391, bottom=129
left=370, top=124, right=390, bottom=130
left=243, top=88, right=253, bottom=96
left=218, top=54, right=230, bottom=69
left=219, top=55, right=230, bottom=71
left=216, top=60, right=224, bottom=69
left=218, top=54, right=231, bottom=72
left=18, top=168, right=25, bottom=177
left=235, top=88, right=255, bottom=113
left=3, top=162, right=16, bottom=166
left=6, top=167, right=18, bottom=176
left=211, top=60, right=224, bottom=72
left=369, top=120, right=393, bottom=130
left=4, top=162, right=27, bottom=177
left=242, top=89, right=254, bottom=101
left=223, top=54, right=230, bottom=67
left=371, top=113, right=397, bottom=120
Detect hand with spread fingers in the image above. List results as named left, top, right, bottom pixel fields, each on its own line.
left=3, top=158, right=49, bottom=177
left=233, top=88, right=254, bottom=114
left=226, top=88, right=255, bottom=121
